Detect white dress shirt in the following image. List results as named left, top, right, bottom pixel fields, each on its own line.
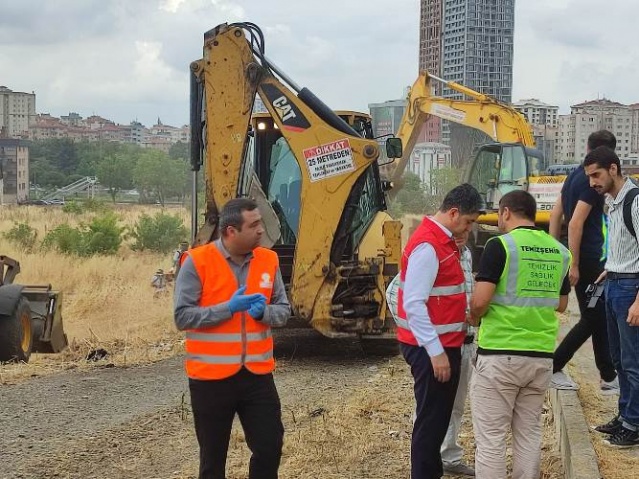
left=403, top=218, right=455, bottom=357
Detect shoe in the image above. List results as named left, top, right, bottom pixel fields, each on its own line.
left=593, top=415, right=623, bottom=435
left=550, top=371, right=579, bottom=390
left=604, top=425, right=639, bottom=448
left=443, top=462, right=475, bottom=476
left=600, top=377, right=620, bottom=396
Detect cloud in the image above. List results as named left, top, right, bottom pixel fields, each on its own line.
left=513, top=0, right=639, bottom=112
left=3, top=0, right=637, bottom=127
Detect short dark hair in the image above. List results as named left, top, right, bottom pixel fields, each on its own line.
left=499, top=190, right=536, bottom=222
left=583, top=146, right=622, bottom=177
left=219, top=198, right=258, bottom=236
left=587, top=130, right=616, bottom=151
left=439, top=183, right=484, bottom=215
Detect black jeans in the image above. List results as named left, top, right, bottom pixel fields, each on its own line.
left=189, top=368, right=284, bottom=479
left=553, top=258, right=616, bottom=382
left=401, top=343, right=461, bottom=479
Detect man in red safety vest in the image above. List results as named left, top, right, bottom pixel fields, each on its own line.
left=395, top=184, right=484, bottom=479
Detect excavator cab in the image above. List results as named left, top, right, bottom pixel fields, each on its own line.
left=467, top=143, right=542, bottom=210
left=248, top=111, right=391, bottom=285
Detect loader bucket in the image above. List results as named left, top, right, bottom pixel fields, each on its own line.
left=22, top=285, right=68, bottom=354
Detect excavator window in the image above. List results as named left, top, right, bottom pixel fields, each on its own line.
left=266, top=137, right=301, bottom=244
left=470, top=143, right=531, bottom=209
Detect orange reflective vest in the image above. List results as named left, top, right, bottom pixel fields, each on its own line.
left=184, top=243, right=278, bottom=380
left=396, top=217, right=466, bottom=348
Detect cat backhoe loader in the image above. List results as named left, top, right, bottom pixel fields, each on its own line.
left=187, top=22, right=403, bottom=345
left=0, top=256, right=67, bottom=362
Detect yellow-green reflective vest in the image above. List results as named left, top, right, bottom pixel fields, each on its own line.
left=477, top=228, right=571, bottom=354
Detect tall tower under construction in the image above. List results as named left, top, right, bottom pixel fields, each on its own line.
left=418, top=0, right=515, bottom=146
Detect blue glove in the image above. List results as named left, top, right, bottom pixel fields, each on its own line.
left=247, top=295, right=267, bottom=319
left=228, top=286, right=266, bottom=314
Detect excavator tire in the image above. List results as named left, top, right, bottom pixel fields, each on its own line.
left=0, top=296, right=33, bottom=363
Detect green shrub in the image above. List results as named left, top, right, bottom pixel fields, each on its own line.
left=130, top=212, right=188, bottom=254
left=3, top=222, right=38, bottom=252
left=62, top=200, right=84, bottom=214
left=83, top=198, right=110, bottom=212
left=42, top=224, right=84, bottom=255
left=61, top=198, right=109, bottom=215
left=42, top=213, right=124, bottom=256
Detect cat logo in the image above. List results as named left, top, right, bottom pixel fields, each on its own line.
left=259, top=272, right=273, bottom=289
left=272, top=96, right=297, bottom=122
left=260, top=84, right=310, bottom=131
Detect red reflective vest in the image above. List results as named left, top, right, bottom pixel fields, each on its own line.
left=184, top=243, right=278, bottom=380
left=396, top=217, right=466, bottom=348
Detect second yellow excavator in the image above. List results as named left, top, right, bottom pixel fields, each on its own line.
left=385, top=71, right=566, bottom=260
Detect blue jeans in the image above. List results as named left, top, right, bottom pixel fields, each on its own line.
left=605, top=278, right=639, bottom=428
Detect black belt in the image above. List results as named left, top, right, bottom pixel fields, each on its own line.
left=608, top=272, right=639, bottom=280
left=464, top=334, right=475, bottom=344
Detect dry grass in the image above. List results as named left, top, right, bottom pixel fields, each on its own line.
left=572, top=373, right=639, bottom=479
left=0, top=204, right=189, bottom=384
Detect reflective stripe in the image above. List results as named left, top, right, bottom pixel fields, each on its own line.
left=187, top=350, right=273, bottom=364
left=246, top=351, right=274, bottom=362
left=502, top=233, right=519, bottom=294
left=187, top=353, right=241, bottom=364
left=434, top=322, right=466, bottom=334
left=394, top=317, right=465, bottom=334
left=394, top=317, right=410, bottom=330
left=431, top=284, right=465, bottom=296
left=186, top=330, right=272, bottom=342
left=399, top=280, right=464, bottom=296
left=492, top=295, right=559, bottom=308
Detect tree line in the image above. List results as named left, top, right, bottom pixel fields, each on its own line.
left=388, top=169, right=463, bottom=217
left=27, top=138, right=191, bottom=205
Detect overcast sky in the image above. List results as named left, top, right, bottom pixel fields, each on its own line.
left=1, top=0, right=637, bottom=128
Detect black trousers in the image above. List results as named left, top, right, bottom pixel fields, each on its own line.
left=189, top=368, right=284, bottom=479
left=553, top=258, right=616, bottom=382
left=401, top=343, right=462, bottom=479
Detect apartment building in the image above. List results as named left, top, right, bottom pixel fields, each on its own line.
left=29, top=113, right=189, bottom=151
left=0, top=87, right=36, bottom=138
left=0, top=139, right=29, bottom=204
left=513, top=99, right=559, bottom=166
left=513, top=99, right=558, bottom=128
left=556, top=99, right=633, bottom=164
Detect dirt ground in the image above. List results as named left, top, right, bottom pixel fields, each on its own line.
left=0, top=329, right=562, bottom=479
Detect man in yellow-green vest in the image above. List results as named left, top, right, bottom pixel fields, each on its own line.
left=469, top=190, right=571, bottom=479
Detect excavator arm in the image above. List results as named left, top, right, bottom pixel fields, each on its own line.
left=189, top=23, right=400, bottom=336
left=387, top=71, right=535, bottom=189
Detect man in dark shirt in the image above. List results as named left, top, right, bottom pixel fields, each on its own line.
left=548, top=130, right=618, bottom=394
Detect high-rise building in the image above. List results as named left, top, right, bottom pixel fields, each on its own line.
left=0, top=86, right=36, bottom=138
left=418, top=0, right=516, bottom=145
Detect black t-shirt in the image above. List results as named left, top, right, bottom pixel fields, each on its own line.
left=560, top=165, right=605, bottom=261
left=476, top=227, right=571, bottom=296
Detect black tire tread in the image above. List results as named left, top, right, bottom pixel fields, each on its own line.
left=0, top=297, right=32, bottom=363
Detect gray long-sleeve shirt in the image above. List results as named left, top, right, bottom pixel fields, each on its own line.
left=173, top=239, right=290, bottom=330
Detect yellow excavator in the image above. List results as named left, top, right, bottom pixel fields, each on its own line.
left=187, top=22, right=403, bottom=346
left=385, top=71, right=566, bottom=260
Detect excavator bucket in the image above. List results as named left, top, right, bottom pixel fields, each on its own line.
left=22, top=285, right=67, bottom=354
